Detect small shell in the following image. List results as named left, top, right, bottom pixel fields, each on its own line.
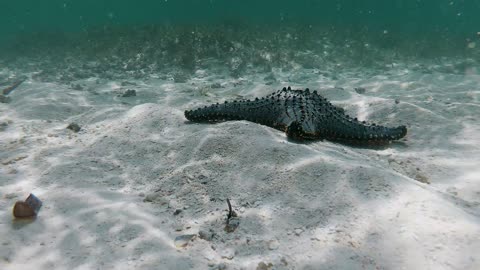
left=13, top=201, right=36, bottom=218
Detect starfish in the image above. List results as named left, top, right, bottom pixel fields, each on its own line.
left=185, top=87, right=407, bottom=143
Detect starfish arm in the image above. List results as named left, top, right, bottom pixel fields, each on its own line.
left=312, top=118, right=407, bottom=141
left=184, top=96, right=290, bottom=130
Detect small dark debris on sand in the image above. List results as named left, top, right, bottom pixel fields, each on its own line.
left=225, top=198, right=240, bottom=233
left=119, top=89, right=136, bottom=97
left=121, top=81, right=137, bottom=86
left=2, top=78, right=26, bottom=95
left=198, top=229, right=216, bottom=241
left=257, top=262, right=274, bottom=270
left=0, top=122, right=8, bottom=131
left=71, top=84, right=84, bottom=90
left=354, top=87, right=366, bottom=94
left=174, top=234, right=196, bottom=248
left=67, top=122, right=81, bottom=132
left=0, top=95, right=11, bottom=103
left=211, top=82, right=223, bottom=89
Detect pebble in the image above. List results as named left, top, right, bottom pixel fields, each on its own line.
left=414, top=173, right=430, bottom=184
left=71, top=84, right=83, bottom=90
left=446, top=187, right=458, bottom=196
left=0, top=122, right=8, bottom=131
left=220, top=248, right=235, bottom=260
left=203, top=251, right=215, bottom=261
left=66, top=123, right=81, bottom=133
left=173, top=72, right=189, bottom=83
left=174, top=234, right=196, bottom=248
left=0, top=94, right=11, bottom=103
left=257, top=262, right=273, bottom=270
left=268, top=240, right=280, bottom=250
left=121, top=81, right=136, bottom=86
left=143, top=193, right=166, bottom=204
left=120, top=89, right=136, bottom=97
left=211, top=83, right=223, bottom=88
left=354, top=87, right=366, bottom=94
left=198, top=229, right=215, bottom=241
left=215, top=263, right=227, bottom=270
left=294, top=228, right=304, bottom=236
left=174, top=224, right=183, bottom=231
left=173, top=209, right=182, bottom=216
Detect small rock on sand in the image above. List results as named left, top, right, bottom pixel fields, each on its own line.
left=220, top=248, right=235, bottom=260
left=257, top=262, right=273, bottom=270
left=143, top=193, right=168, bottom=205
left=0, top=122, right=8, bottom=131
left=268, top=239, right=280, bottom=250
left=120, top=89, right=136, bottom=97
left=294, top=228, right=304, bottom=236
left=174, top=234, right=196, bottom=248
left=354, top=87, right=366, bottom=94
left=199, top=229, right=215, bottom=241
left=0, top=94, right=12, bottom=103
left=67, top=123, right=81, bottom=132
left=414, top=173, right=430, bottom=184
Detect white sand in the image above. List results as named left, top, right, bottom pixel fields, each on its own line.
left=1, top=65, right=479, bottom=270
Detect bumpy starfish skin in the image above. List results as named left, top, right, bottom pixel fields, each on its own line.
left=185, top=87, right=407, bottom=142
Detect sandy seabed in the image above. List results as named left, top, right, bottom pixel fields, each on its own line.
left=0, top=61, right=479, bottom=270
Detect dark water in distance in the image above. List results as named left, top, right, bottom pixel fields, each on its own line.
left=1, top=0, right=479, bottom=40
left=1, top=0, right=480, bottom=80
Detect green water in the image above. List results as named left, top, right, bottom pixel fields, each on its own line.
left=1, top=0, right=479, bottom=41
left=1, top=0, right=479, bottom=80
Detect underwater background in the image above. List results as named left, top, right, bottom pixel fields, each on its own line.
left=1, top=0, right=479, bottom=82
left=2, top=2, right=480, bottom=270
left=1, top=0, right=479, bottom=51
left=1, top=0, right=479, bottom=37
